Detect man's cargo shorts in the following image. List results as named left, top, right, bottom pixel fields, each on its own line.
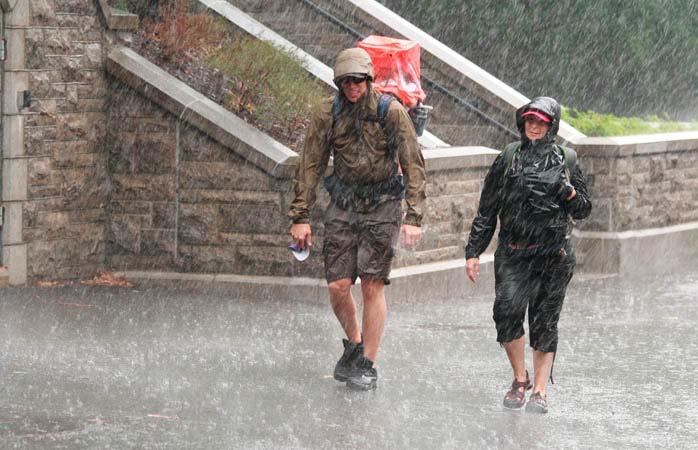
left=322, top=199, right=402, bottom=285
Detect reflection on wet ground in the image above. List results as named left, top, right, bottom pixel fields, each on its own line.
left=1, top=271, right=696, bottom=448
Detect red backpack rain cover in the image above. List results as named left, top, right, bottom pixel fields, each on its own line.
left=357, top=35, right=426, bottom=109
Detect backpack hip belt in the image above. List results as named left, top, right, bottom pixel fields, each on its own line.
left=324, top=173, right=405, bottom=211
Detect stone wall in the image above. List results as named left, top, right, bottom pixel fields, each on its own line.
left=20, top=0, right=109, bottom=279
left=4, top=0, right=697, bottom=284
left=579, top=144, right=698, bottom=232
left=106, top=81, right=325, bottom=278
left=105, top=78, right=494, bottom=278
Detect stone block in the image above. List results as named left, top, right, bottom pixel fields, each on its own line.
left=110, top=133, right=176, bottom=174
left=109, top=214, right=143, bottom=254
left=179, top=204, right=218, bottom=245
left=25, top=125, right=58, bottom=145
left=180, top=161, right=275, bottom=191
left=178, top=245, right=238, bottom=273
left=181, top=130, right=240, bottom=163
left=84, top=43, right=103, bottom=69
left=28, top=157, right=52, bottom=186
left=108, top=254, right=175, bottom=272
left=29, top=71, right=52, bottom=97
left=179, top=189, right=280, bottom=205
left=140, top=229, right=175, bottom=256
left=111, top=174, right=175, bottom=201
left=44, top=28, right=73, bottom=54
left=77, top=78, right=107, bottom=98
left=110, top=200, right=151, bottom=215
left=55, top=0, right=96, bottom=15
left=218, top=203, right=287, bottom=235
left=53, top=150, right=99, bottom=169
left=152, top=202, right=176, bottom=229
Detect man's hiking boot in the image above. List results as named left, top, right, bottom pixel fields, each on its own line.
left=333, top=339, right=362, bottom=382
left=346, top=355, right=377, bottom=391
left=525, top=392, right=549, bottom=414
left=503, top=370, right=532, bottom=409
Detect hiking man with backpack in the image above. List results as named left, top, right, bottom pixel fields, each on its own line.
left=464, top=96, right=592, bottom=413
left=288, top=47, right=426, bottom=390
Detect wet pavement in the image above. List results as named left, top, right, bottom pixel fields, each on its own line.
left=0, top=271, right=696, bottom=449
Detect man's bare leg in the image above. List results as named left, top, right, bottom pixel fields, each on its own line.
left=328, top=278, right=361, bottom=343
left=360, top=279, right=387, bottom=363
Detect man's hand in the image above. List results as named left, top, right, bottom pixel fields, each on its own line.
left=290, top=223, right=312, bottom=249
left=465, top=257, right=480, bottom=283
left=401, top=224, right=422, bottom=247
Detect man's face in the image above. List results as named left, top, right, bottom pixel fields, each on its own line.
left=524, top=117, right=551, bottom=141
left=340, top=76, right=368, bottom=103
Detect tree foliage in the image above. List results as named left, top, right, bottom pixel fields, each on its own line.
left=379, top=0, right=698, bottom=120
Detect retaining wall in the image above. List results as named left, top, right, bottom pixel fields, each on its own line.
left=1, top=0, right=697, bottom=285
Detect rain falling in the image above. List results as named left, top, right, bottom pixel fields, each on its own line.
left=0, top=0, right=696, bottom=448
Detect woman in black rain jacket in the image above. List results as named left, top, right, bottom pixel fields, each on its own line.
left=464, top=96, right=591, bottom=413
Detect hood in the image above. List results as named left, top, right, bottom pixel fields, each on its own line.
left=516, top=96, right=561, bottom=145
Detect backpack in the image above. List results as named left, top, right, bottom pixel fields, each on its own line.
left=500, top=141, right=577, bottom=180
left=331, top=93, right=429, bottom=138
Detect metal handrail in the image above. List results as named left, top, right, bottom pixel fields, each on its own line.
left=299, top=0, right=519, bottom=138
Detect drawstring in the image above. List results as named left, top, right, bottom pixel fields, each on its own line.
left=549, top=351, right=556, bottom=384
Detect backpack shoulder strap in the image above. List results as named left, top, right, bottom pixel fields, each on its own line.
left=376, top=94, right=396, bottom=125
left=331, top=95, right=341, bottom=125
left=501, top=142, right=521, bottom=175
left=557, top=145, right=577, bottom=176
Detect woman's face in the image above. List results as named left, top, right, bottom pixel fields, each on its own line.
left=524, top=117, right=551, bottom=141
left=340, top=76, right=368, bottom=103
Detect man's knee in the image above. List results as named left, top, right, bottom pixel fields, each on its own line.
left=360, top=278, right=385, bottom=300
left=328, top=278, right=352, bottom=298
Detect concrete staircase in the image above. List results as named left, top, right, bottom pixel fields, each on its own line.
left=223, top=0, right=519, bottom=149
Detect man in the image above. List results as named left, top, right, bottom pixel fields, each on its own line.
left=464, top=97, right=592, bottom=413
left=288, top=48, right=426, bottom=390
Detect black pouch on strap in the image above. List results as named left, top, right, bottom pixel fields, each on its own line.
left=324, top=174, right=405, bottom=212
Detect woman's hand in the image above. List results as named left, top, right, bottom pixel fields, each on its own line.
left=466, top=257, right=480, bottom=283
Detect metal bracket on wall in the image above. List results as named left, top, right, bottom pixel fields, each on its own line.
left=0, top=204, right=4, bottom=228
left=16, top=90, right=31, bottom=109
left=0, top=38, right=6, bottom=61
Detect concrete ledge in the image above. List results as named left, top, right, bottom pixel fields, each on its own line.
left=196, top=0, right=449, bottom=149
left=116, top=254, right=496, bottom=302
left=97, top=0, right=139, bottom=30
left=423, top=146, right=499, bottom=171
left=106, top=46, right=298, bottom=178
left=575, top=131, right=698, bottom=157
left=574, top=221, right=698, bottom=275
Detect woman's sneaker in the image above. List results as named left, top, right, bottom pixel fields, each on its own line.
left=333, top=339, right=362, bottom=382
left=346, top=355, right=377, bottom=391
left=525, top=392, right=549, bottom=413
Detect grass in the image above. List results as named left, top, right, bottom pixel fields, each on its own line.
left=207, top=38, right=327, bottom=127
left=143, top=0, right=327, bottom=136
left=562, top=106, right=698, bottom=137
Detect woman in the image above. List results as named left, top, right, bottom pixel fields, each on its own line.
left=464, top=96, right=592, bottom=413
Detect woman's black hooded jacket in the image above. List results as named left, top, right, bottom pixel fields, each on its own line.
left=465, top=97, right=592, bottom=259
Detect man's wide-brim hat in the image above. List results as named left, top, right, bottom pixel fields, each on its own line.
left=333, top=48, right=374, bottom=86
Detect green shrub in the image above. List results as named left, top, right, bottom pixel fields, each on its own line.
left=207, top=37, right=327, bottom=128
left=562, top=106, right=698, bottom=137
